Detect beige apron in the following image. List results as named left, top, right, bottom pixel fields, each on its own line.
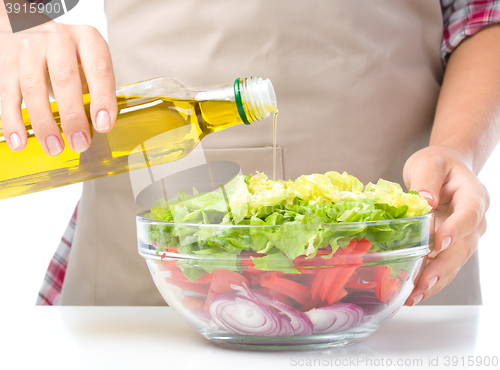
left=60, top=0, right=481, bottom=305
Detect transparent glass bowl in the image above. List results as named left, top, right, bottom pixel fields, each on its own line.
left=137, top=211, right=434, bottom=351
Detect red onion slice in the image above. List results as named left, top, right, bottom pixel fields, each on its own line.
left=254, top=291, right=313, bottom=336
left=209, top=293, right=283, bottom=336
left=342, top=291, right=386, bottom=315
left=232, top=284, right=313, bottom=336
left=306, top=303, right=364, bottom=334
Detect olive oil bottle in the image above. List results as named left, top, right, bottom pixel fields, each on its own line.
left=0, top=77, right=277, bottom=199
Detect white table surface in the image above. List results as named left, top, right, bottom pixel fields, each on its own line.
left=2, top=305, right=498, bottom=370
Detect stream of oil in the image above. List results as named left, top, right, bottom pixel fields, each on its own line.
left=273, top=108, right=278, bottom=182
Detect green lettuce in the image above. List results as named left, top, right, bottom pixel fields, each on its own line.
left=147, top=172, right=431, bottom=275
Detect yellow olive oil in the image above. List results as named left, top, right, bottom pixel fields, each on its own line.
left=0, top=96, right=245, bottom=199
left=0, top=77, right=277, bottom=200
left=273, top=107, right=278, bottom=181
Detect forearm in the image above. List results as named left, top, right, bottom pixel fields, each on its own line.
left=431, top=24, right=500, bottom=174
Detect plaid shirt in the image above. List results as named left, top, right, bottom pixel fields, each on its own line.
left=36, top=204, right=78, bottom=305
left=36, top=0, right=500, bottom=305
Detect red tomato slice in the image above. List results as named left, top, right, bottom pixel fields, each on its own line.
left=398, top=270, right=410, bottom=281
left=256, top=287, right=295, bottom=306
left=287, top=272, right=317, bottom=287
left=355, top=239, right=372, bottom=253
left=182, top=297, right=204, bottom=312
left=298, top=295, right=323, bottom=312
left=338, top=288, right=348, bottom=301
left=260, top=276, right=309, bottom=305
left=165, top=278, right=210, bottom=295
left=310, top=267, right=342, bottom=300
left=209, top=269, right=249, bottom=294
left=157, top=263, right=181, bottom=272
left=373, top=265, right=401, bottom=302
left=194, top=272, right=214, bottom=284
left=269, top=273, right=310, bottom=297
left=380, top=278, right=401, bottom=303
left=167, top=270, right=190, bottom=281
left=325, top=267, right=356, bottom=305
left=344, top=239, right=372, bottom=265
left=345, top=281, right=378, bottom=290
left=204, top=288, right=217, bottom=313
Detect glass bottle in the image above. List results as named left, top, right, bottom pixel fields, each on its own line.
left=0, top=77, right=277, bottom=199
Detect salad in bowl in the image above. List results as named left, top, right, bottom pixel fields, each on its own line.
left=137, top=171, right=433, bottom=350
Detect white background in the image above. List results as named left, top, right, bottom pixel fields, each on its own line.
left=0, top=0, right=499, bottom=308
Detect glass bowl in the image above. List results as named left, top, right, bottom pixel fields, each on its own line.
left=137, top=211, right=434, bottom=351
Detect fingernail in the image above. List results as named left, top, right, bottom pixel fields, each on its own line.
left=441, top=236, right=452, bottom=251
left=412, top=293, right=424, bottom=306
left=9, top=133, right=22, bottom=149
left=96, top=110, right=110, bottom=131
left=427, top=275, right=439, bottom=290
left=418, top=191, right=434, bottom=203
left=46, top=135, right=63, bottom=156
left=71, top=131, right=89, bottom=153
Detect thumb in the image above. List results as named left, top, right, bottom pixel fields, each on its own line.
left=403, top=152, right=447, bottom=210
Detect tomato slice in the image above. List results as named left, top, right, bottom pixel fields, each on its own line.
left=204, top=288, right=217, bottom=313
left=157, top=263, right=181, bottom=272
left=182, top=297, right=204, bottom=311
left=310, top=241, right=356, bottom=301
left=398, top=270, right=410, bottom=281
left=373, top=265, right=401, bottom=302
left=298, top=295, right=323, bottom=312
left=338, top=288, right=348, bottom=301
left=167, top=270, right=190, bottom=281
left=345, top=281, right=378, bottom=290
left=270, top=273, right=310, bottom=297
left=260, top=273, right=310, bottom=305
left=325, top=266, right=356, bottom=305
left=165, top=278, right=210, bottom=295
left=287, top=271, right=317, bottom=287
left=209, top=269, right=249, bottom=294
left=256, top=287, right=295, bottom=306
left=311, top=269, right=333, bottom=300
left=381, top=278, right=401, bottom=303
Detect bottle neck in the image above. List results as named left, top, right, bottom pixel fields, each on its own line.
left=234, top=77, right=277, bottom=124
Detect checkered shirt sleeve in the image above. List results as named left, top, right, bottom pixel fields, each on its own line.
left=36, top=204, right=78, bottom=305
left=441, top=0, right=500, bottom=64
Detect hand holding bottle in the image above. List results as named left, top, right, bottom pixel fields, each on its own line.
left=0, top=15, right=117, bottom=155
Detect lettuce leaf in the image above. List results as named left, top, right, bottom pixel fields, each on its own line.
left=148, top=171, right=431, bottom=275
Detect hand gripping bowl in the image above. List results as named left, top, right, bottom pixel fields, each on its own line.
left=137, top=212, right=434, bottom=351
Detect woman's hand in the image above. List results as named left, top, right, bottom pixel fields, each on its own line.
left=0, top=21, right=117, bottom=155
left=402, top=145, right=489, bottom=305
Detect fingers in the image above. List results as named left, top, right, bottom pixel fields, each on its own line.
left=18, top=35, right=64, bottom=156
left=433, top=177, right=489, bottom=253
left=403, top=150, right=447, bottom=209
left=46, top=26, right=90, bottom=153
left=76, top=25, right=117, bottom=133
left=402, top=146, right=489, bottom=305
left=0, top=62, right=26, bottom=152
left=2, top=23, right=115, bottom=156
left=404, top=216, right=486, bottom=306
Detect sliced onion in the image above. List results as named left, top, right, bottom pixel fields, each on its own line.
left=209, top=293, right=283, bottom=336
left=278, top=314, right=295, bottom=337
left=343, top=291, right=387, bottom=315
left=305, top=303, right=364, bottom=334
left=254, top=291, right=313, bottom=336
left=232, top=284, right=313, bottom=336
